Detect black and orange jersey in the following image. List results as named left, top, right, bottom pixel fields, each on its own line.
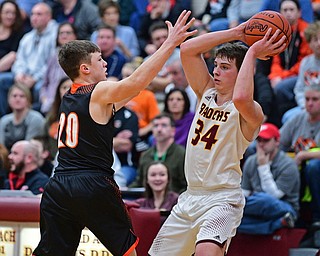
left=55, top=83, right=114, bottom=175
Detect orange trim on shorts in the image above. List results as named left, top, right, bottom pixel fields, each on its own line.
left=123, top=237, right=139, bottom=256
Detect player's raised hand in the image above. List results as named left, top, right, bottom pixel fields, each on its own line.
left=165, top=10, right=197, bottom=47
left=250, top=28, right=287, bottom=60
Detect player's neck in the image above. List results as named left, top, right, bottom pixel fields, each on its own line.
left=215, top=92, right=232, bottom=105
left=73, top=77, right=98, bottom=85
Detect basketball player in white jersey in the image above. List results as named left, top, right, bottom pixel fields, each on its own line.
left=148, top=24, right=288, bottom=256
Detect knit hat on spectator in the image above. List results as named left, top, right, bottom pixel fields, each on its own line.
left=258, top=123, right=280, bottom=140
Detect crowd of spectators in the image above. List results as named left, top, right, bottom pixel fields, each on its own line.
left=0, top=0, right=320, bottom=250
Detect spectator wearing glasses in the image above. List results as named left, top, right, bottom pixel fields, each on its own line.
left=39, top=21, right=77, bottom=115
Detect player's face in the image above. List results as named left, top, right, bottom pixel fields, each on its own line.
left=213, top=56, right=238, bottom=91
left=147, top=164, right=169, bottom=193
left=305, top=90, right=320, bottom=117
left=8, top=143, right=25, bottom=174
left=167, top=91, right=185, bottom=116
left=89, top=52, right=108, bottom=81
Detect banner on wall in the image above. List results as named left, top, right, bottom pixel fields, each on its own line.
left=0, top=222, right=113, bottom=256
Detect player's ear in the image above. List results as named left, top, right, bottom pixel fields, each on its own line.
left=80, top=64, right=90, bottom=74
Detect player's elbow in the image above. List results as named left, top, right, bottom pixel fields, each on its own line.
left=232, top=96, right=248, bottom=107
left=180, top=40, right=194, bottom=56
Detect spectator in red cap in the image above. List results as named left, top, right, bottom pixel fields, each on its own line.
left=237, top=123, right=300, bottom=234
left=243, top=123, right=281, bottom=160
left=258, top=123, right=280, bottom=140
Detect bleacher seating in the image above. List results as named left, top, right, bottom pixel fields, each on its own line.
left=228, top=228, right=307, bottom=256
left=0, top=195, right=40, bottom=222
left=129, top=207, right=161, bottom=256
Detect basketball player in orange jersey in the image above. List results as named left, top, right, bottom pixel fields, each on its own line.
left=148, top=25, right=288, bottom=256
left=32, top=10, right=196, bottom=256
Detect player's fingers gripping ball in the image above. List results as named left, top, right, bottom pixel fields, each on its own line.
left=244, top=10, right=292, bottom=51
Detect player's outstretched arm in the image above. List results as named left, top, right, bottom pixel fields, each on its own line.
left=233, top=29, right=287, bottom=141
left=94, top=10, right=197, bottom=107
left=180, top=22, right=247, bottom=99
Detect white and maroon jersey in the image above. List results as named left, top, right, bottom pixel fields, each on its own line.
left=185, top=88, right=250, bottom=189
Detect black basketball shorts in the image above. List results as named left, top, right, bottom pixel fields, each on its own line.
left=33, top=170, right=138, bottom=256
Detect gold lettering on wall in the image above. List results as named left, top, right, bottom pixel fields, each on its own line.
left=0, top=230, right=15, bottom=243
left=23, top=246, right=33, bottom=256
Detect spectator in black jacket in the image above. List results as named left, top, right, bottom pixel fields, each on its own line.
left=3, top=140, right=49, bottom=195
left=254, top=72, right=281, bottom=128
left=195, top=0, right=232, bottom=32
left=243, top=71, right=281, bottom=160
left=113, top=106, right=139, bottom=186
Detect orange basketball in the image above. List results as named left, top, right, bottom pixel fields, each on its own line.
left=244, top=10, right=292, bottom=48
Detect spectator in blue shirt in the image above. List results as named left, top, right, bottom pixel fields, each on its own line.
left=96, top=23, right=127, bottom=80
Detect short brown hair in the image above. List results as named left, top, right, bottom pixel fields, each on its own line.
left=152, top=112, right=175, bottom=127
left=215, top=42, right=248, bottom=71
left=58, top=40, right=100, bottom=80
